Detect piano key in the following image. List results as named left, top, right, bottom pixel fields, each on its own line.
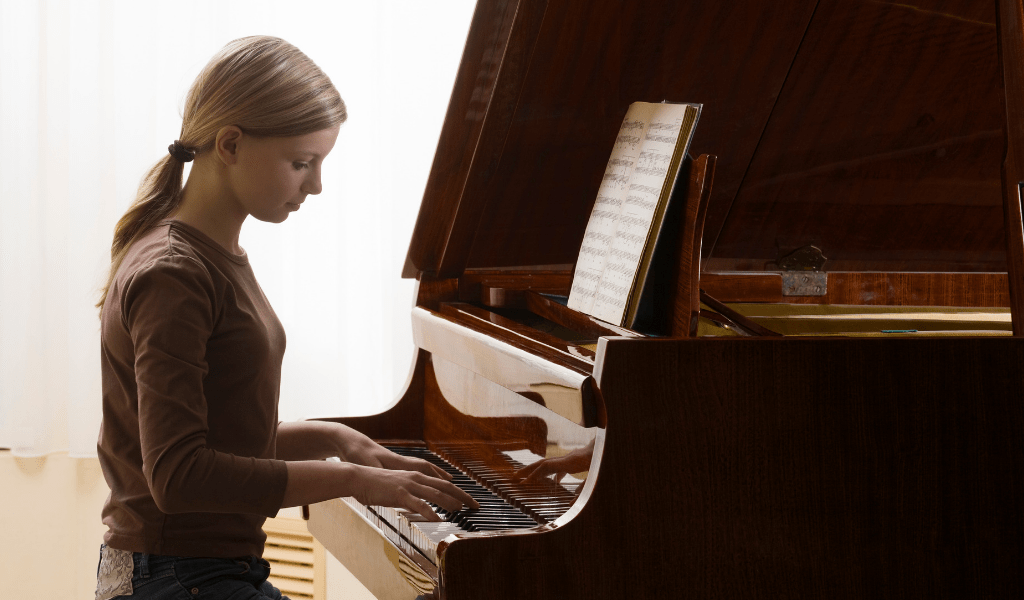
left=368, top=445, right=550, bottom=563
left=383, top=444, right=580, bottom=536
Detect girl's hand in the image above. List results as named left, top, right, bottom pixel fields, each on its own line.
left=276, top=420, right=479, bottom=518
left=337, top=428, right=452, bottom=482
left=514, top=440, right=595, bottom=485
left=281, top=459, right=480, bottom=514
left=276, top=421, right=451, bottom=481
left=349, top=465, right=479, bottom=521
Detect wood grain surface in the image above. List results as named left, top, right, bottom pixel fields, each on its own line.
left=701, top=271, right=1011, bottom=306
left=997, top=0, right=1024, bottom=332
left=714, top=0, right=1005, bottom=272
left=437, top=336, right=1024, bottom=599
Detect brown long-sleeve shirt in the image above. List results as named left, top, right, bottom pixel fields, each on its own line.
left=98, top=220, right=289, bottom=557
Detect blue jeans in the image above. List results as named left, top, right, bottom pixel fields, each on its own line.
left=97, top=547, right=290, bottom=600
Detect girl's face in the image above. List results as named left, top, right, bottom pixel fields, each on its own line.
left=225, top=126, right=341, bottom=223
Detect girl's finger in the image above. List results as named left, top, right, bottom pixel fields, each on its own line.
left=392, top=455, right=452, bottom=480
left=421, top=476, right=479, bottom=509
left=415, top=483, right=464, bottom=513
left=514, top=462, right=543, bottom=480
left=407, top=496, right=442, bottom=522
left=419, top=461, right=451, bottom=480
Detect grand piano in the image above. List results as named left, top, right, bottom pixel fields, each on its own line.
left=306, top=0, right=1024, bottom=597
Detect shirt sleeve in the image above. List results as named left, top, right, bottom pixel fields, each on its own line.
left=121, top=255, right=288, bottom=516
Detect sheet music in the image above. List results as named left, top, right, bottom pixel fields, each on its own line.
left=569, top=102, right=696, bottom=324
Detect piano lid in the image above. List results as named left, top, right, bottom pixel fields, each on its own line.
left=404, top=0, right=1006, bottom=279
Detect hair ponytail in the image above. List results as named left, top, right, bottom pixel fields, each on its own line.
left=96, top=153, right=187, bottom=308
left=97, top=36, right=346, bottom=310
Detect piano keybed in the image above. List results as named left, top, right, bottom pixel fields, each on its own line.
left=360, top=443, right=581, bottom=565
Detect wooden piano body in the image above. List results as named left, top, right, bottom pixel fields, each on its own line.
left=307, top=0, right=1024, bottom=597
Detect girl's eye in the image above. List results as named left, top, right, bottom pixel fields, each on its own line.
left=293, top=162, right=309, bottom=170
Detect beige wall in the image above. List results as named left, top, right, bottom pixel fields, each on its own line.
left=0, top=451, right=110, bottom=599
left=0, top=451, right=375, bottom=600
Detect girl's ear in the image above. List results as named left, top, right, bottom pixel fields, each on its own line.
left=214, top=126, right=243, bottom=165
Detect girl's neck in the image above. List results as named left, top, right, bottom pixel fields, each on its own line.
left=171, top=160, right=248, bottom=254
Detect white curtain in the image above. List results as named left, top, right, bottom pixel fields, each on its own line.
left=0, top=0, right=476, bottom=457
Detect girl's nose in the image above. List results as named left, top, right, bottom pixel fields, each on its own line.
left=302, top=173, right=322, bottom=195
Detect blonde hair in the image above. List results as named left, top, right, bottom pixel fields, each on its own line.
left=98, top=35, right=347, bottom=308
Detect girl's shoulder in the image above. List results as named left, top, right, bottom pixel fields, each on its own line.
left=119, top=221, right=249, bottom=284
left=108, top=221, right=255, bottom=325
left=118, top=222, right=208, bottom=283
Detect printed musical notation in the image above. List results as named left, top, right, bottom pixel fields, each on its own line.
left=636, top=150, right=671, bottom=169
left=571, top=286, right=597, bottom=301
left=595, top=290, right=627, bottom=310
left=628, top=183, right=660, bottom=196
left=583, top=230, right=612, bottom=244
left=601, top=172, right=631, bottom=188
left=634, top=166, right=668, bottom=177
left=614, top=135, right=641, bottom=147
left=607, top=260, right=638, bottom=276
left=634, top=150, right=671, bottom=177
left=609, top=246, right=640, bottom=262
left=613, top=232, right=647, bottom=247
left=569, top=279, right=597, bottom=301
left=600, top=283, right=629, bottom=301
left=646, top=120, right=677, bottom=132
left=614, top=118, right=645, bottom=150
left=618, top=215, right=650, bottom=230
left=625, top=194, right=657, bottom=211
left=644, top=120, right=680, bottom=144
left=601, top=157, right=634, bottom=191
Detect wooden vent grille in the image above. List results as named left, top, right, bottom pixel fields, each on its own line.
left=263, top=516, right=326, bottom=600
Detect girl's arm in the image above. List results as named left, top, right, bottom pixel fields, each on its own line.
left=281, top=460, right=478, bottom=521
left=277, top=420, right=371, bottom=460
left=277, top=420, right=449, bottom=479
left=277, top=420, right=478, bottom=520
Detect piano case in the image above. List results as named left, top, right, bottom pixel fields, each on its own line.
left=307, top=1, right=1024, bottom=598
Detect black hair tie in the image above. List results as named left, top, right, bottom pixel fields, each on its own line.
left=167, top=140, right=195, bottom=163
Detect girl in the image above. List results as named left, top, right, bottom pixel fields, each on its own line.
left=95, top=36, right=476, bottom=600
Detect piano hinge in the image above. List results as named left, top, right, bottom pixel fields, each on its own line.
left=779, top=245, right=827, bottom=297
